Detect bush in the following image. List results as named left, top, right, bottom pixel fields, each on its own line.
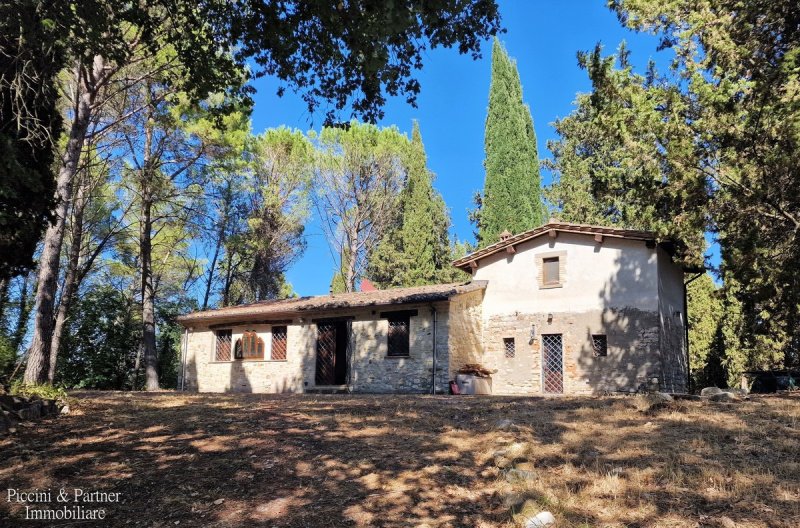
left=0, top=333, right=15, bottom=379
left=10, top=380, right=69, bottom=402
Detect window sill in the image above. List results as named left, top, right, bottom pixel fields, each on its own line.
left=385, top=355, right=411, bottom=359
left=208, top=359, right=288, bottom=364
left=539, top=283, right=563, bottom=289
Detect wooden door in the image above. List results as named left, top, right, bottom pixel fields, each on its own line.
left=316, top=323, right=337, bottom=385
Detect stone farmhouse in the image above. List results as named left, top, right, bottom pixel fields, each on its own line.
left=177, top=221, right=690, bottom=395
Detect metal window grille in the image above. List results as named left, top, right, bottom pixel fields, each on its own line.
left=271, top=326, right=288, bottom=360
left=504, top=337, right=515, bottom=358
left=592, top=334, right=608, bottom=357
left=542, top=334, right=563, bottom=394
left=215, top=330, right=232, bottom=361
left=387, top=317, right=410, bottom=357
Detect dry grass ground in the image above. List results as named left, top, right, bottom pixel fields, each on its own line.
left=0, top=392, right=798, bottom=528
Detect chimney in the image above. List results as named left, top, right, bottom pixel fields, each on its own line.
left=499, top=229, right=512, bottom=241
left=360, top=279, right=378, bottom=292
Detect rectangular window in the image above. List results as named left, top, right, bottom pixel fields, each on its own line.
left=543, top=257, right=560, bottom=285
left=504, top=337, right=515, bottom=358
left=387, top=316, right=410, bottom=357
left=592, top=334, right=608, bottom=357
left=271, top=326, right=288, bottom=360
left=215, top=329, right=232, bottom=361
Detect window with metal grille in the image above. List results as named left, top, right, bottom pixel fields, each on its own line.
left=592, top=334, right=608, bottom=357
left=543, top=257, right=560, bottom=285
left=387, top=316, right=410, bottom=357
left=271, top=326, right=287, bottom=360
left=215, top=329, right=232, bottom=361
left=234, top=331, right=264, bottom=360
left=504, top=337, right=515, bottom=358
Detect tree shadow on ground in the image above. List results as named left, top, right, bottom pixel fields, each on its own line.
left=0, top=392, right=798, bottom=528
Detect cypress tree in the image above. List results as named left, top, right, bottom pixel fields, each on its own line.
left=474, top=38, right=545, bottom=245
left=367, top=121, right=457, bottom=287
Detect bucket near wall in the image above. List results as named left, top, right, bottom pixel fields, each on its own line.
left=455, top=374, right=492, bottom=395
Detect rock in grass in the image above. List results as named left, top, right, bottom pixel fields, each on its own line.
left=701, top=387, right=723, bottom=396
left=634, top=392, right=673, bottom=413
left=495, top=418, right=514, bottom=430
left=709, top=392, right=740, bottom=403
left=505, top=468, right=536, bottom=483
left=524, top=511, right=555, bottom=527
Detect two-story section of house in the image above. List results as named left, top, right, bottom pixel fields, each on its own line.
left=177, top=221, right=690, bottom=395
left=450, top=221, right=689, bottom=395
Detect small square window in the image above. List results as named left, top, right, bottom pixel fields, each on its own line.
left=543, top=257, right=560, bottom=285
left=504, top=337, right=515, bottom=358
left=592, top=334, right=608, bottom=357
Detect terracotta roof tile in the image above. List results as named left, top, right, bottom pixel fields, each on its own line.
left=178, top=281, right=487, bottom=325
left=453, top=220, right=656, bottom=270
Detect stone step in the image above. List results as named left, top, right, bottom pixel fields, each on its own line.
left=305, top=385, right=350, bottom=394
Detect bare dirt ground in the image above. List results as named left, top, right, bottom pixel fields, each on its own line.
left=1, top=392, right=798, bottom=528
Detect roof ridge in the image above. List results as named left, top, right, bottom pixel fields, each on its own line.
left=452, top=221, right=656, bottom=269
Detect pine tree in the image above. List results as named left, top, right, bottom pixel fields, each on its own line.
left=367, top=121, right=459, bottom=288
left=473, top=38, right=545, bottom=246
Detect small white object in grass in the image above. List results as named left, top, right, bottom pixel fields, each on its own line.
left=213, top=499, right=224, bottom=506
left=524, top=511, right=555, bottom=527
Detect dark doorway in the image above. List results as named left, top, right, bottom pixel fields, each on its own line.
left=542, top=334, right=563, bottom=394
left=316, top=321, right=349, bottom=385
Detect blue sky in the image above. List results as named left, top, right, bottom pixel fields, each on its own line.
left=248, top=1, right=694, bottom=296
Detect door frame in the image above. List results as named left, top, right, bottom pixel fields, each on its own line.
left=314, top=318, right=352, bottom=386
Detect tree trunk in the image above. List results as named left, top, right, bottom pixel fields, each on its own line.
left=140, top=119, right=159, bottom=391
left=345, top=232, right=359, bottom=293
left=202, top=221, right=226, bottom=310
left=23, top=59, right=98, bottom=384
left=141, top=197, right=158, bottom=390
left=48, top=180, right=88, bottom=383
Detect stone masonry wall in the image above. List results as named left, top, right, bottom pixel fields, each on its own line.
left=352, top=304, right=449, bottom=393
left=447, top=289, right=485, bottom=378
left=480, top=309, right=662, bottom=395
left=182, top=302, right=450, bottom=394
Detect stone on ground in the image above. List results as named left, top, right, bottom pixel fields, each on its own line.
left=709, top=392, right=741, bottom=403
left=701, top=386, right=723, bottom=396
left=524, top=510, right=555, bottom=528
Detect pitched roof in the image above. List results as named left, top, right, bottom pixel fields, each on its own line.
left=178, top=281, right=487, bottom=325
left=452, top=220, right=657, bottom=271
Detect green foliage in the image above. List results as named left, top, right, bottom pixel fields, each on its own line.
left=156, top=299, right=195, bottom=389
left=686, top=274, right=723, bottom=388
left=0, top=1, right=62, bottom=279
left=9, top=380, right=68, bottom=402
left=226, top=1, right=502, bottom=122
left=551, top=0, right=800, bottom=377
left=545, top=43, right=708, bottom=267
left=473, top=39, right=545, bottom=246
left=0, top=332, right=15, bottom=379
left=314, top=122, right=410, bottom=292
left=366, top=122, right=458, bottom=288
left=245, top=128, right=312, bottom=300
left=58, top=286, right=141, bottom=390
